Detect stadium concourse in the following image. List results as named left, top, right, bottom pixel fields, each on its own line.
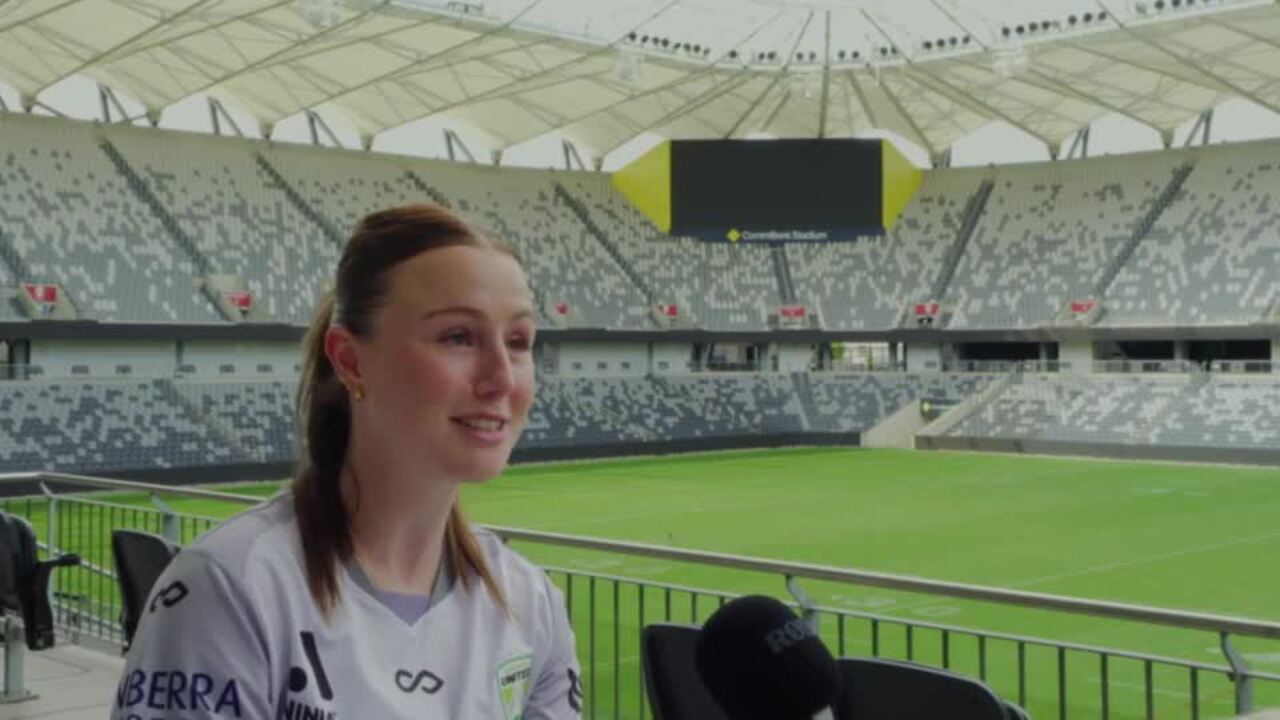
left=2, top=0, right=1280, bottom=717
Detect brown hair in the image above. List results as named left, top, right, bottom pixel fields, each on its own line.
left=293, top=203, right=515, bottom=617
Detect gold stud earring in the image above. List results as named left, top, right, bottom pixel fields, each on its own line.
left=353, top=386, right=365, bottom=402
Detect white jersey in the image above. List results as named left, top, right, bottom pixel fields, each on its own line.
left=111, top=494, right=582, bottom=720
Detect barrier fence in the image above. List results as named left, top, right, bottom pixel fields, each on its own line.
left=1, top=471, right=1278, bottom=720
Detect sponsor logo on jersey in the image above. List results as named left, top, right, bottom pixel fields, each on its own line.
left=148, top=581, right=189, bottom=613
left=115, top=669, right=243, bottom=717
left=567, top=668, right=584, bottom=714
left=496, top=654, right=533, bottom=720
left=279, top=631, right=337, bottom=719
left=394, top=668, right=444, bottom=695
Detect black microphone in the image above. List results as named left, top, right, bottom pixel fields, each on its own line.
left=695, top=595, right=841, bottom=720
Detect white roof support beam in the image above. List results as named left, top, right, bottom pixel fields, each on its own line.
left=874, top=72, right=937, bottom=157
left=760, top=87, right=793, bottom=132
left=246, top=4, right=531, bottom=75
left=603, top=73, right=757, bottom=155
left=97, top=0, right=296, bottom=67
left=907, top=65, right=1056, bottom=149
left=1093, top=1, right=1280, bottom=117
left=724, top=74, right=786, bottom=138
left=818, top=11, right=832, bottom=138
left=1065, top=44, right=1215, bottom=114
left=0, top=0, right=81, bottom=35
left=845, top=70, right=879, bottom=128
left=314, top=0, right=682, bottom=130
left=502, top=8, right=800, bottom=149
left=30, top=0, right=216, bottom=95
left=296, top=2, right=564, bottom=112
left=1016, top=65, right=1158, bottom=132
left=177, top=3, right=388, bottom=103
left=596, top=10, right=808, bottom=149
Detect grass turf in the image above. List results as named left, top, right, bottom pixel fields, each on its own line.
left=19, top=447, right=1280, bottom=719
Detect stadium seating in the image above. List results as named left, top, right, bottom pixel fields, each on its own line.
left=0, top=378, right=235, bottom=472
left=947, top=152, right=1185, bottom=329
left=1156, top=377, right=1280, bottom=449
left=806, top=373, right=995, bottom=432
left=1, top=364, right=1278, bottom=474
left=170, top=379, right=296, bottom=463
left=1103, top=140, right=1280, bottom=326
left=4, top=118, right=1280, bottom=331
left=0, top=114, right=220, bottom=323
left=787, top=169, right=986, bottom=330
left=105, top=126, right=338, bottom=325
left=258, top=143, right=427, bottom=238
left=939, top=373, right=1280, bottom=452
left=943, top=373, right=1189, bottom=444
left=418, top=164, right=652, bottom=329
left=0, top=370, right=1003, bottom=474
left=560, top=174, right=781, bottom=330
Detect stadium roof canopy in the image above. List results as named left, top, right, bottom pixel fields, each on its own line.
left=1, top=0, right=1279, bottom=160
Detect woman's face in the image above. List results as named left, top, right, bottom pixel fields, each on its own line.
left=344, top=244, right=537, bottom=485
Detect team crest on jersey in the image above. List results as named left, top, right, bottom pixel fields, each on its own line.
left=496, top=654, right=533, bottom=720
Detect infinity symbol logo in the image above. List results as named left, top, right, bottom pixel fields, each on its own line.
left=395, top=669, right=444, bottom=695
left=148, top=582, right=189, bottom=613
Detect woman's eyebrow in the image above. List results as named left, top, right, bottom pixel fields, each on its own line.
left=422, top=306, right=535, bottom=321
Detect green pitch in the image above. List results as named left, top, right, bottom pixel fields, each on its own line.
left=28, top=447, right=1280, bottom=719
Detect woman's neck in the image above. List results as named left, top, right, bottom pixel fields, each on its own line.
left=341, top=440, right=458, bottom=596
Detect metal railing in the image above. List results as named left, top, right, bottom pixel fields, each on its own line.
left=2, top=471, right=1278, bottom=719
left=1093, top=359, right=1203, bottom=375
left=940, top=360, right=1071, bottom=374
left=1209, top=360, right=1277, bottom=374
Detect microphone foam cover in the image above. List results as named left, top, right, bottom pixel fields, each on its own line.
left=695, top=595, right=841, bottom=719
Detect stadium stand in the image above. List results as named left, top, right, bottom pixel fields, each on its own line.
left=0, top=114, right=220, bottom=323
left=4, top=120, right=1280, bottom=332
left=258, top=143, right=426, bottom=239
left=415, top=164, right=653, bottom=329
left=936, top=373, right=1280, bottom=452
left=650, top=374, right=807, bottom=436
left=946, top=153, right=1185, bottom=329
left=0, top=370, right=1006, bottom=474
left=786, top=169, right=987, bottom=330
left=1103, top=139, right=1280, bottom=326
left=560, top=173, right=783, bottom=330
left=1157, top=376, right=1280, bottom=449
left=0, top=377, right=234, bottom=473
left=806, top=373, right=996, bottom=432
left=104, top=126, right=338, bottom=325
left=170, top=378, right=296, bottom=464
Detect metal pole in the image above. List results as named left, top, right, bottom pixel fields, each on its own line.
left=1222, top=632, right=1255, bottom=714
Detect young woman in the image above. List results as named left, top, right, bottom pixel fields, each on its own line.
left=113, top=204, right=582, bottom=719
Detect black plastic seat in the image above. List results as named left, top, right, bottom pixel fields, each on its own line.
left=111, top=530, right=180, bottom=650
left=640, top=623, right=728, bottom=720
left=834, top=656, right=1025, bottom=720
left=641, top=622, right=1030, bottom=720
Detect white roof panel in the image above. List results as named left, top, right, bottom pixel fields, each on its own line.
left=1, top=0, right=1277, bottom=158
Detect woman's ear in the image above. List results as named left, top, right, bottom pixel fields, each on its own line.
left=324, top=325, right=363, bottom=396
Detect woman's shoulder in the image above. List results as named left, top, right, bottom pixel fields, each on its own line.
left=180, top=492, right=300, bottom=580
left=470, top=527, right=559, bottom=599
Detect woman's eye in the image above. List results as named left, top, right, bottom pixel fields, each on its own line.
left=507, top=335, right=531, bottom=351
left=441, top=331, right=472, bottom=346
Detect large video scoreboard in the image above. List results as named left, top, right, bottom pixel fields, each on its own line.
left=612, top=138, right=921, bottom=243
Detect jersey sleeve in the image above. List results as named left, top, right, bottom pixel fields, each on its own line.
left=523, top=573, right=584, bottom=720
left=110, top=548, right=274, bottom=720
